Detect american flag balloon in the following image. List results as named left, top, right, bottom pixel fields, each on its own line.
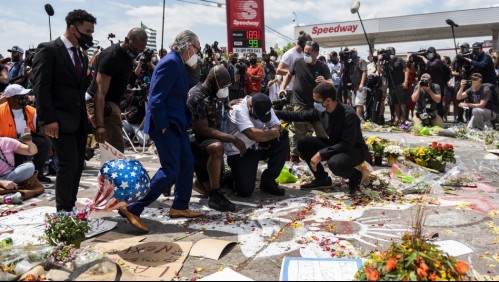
left=90, top=159, right=151, bottom=211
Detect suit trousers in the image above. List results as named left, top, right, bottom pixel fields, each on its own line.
left=128, top=128, right=194, bottom=216
left=298, top=136, right=365, bottom=181
left=291, top=105, right=328, bottom=156
left=227, top=135, right=289, bottom=197
left=51, top=126, right=86, bottom=212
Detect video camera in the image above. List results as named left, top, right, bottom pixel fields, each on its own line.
left=339, top=48, right=352, bottom=62
left=203, top=41, right=221, bottom=61
left=108, top=33, right=116, bottom=44
left=269, top=47, right=278, bottom=59
left=140, top=49, right=153, bottom=64
left=24, top=46, right=36, bottom=68
left=272, top=91, right=289, bottom=109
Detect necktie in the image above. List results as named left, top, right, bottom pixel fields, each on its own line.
left=71, top=47, right=83, bottom=77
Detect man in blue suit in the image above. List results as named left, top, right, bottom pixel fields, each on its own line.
left=118, top=30, right=203, bottom=233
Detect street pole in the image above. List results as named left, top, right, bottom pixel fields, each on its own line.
left=161, top=0, right=166, bottom=51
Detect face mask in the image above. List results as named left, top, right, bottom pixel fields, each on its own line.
left=216, top=87, right=229, bottom=99
left=126, top=44, right=139, bottom=60
left=186, top=49, right=198, bottom=67
left=351, top=52, right=358, bottom=59
left=231, top=58, right=237, bottom=64
left=472, top=50, right=480, bottom=57
left=304, top=54, right=313, bottom=64
left=16, top=96, right=29, bottom=107
left=427, top=53, right=434, bottom=60
left=74, top=26, right=94, bottom=50
left=250, top=58, right=257, bottom=65
left=314, top=101, right=326, bottom=112
left=390, top=55, right=395, bottom=60
left=471, top=80, right=480, bottom=89
left=216, top=53, right=221, bottom=59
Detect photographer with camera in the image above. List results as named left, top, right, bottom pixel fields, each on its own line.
left=456, top=73, right=498, bottom=130
left=328, top=51, right=342, bottom=89
left=346, top=48, right=368, bottom=119
left=246, top=53, right=264, bottom=95
left=451, top=42, right=471, bottom=123
left=88, top=28, right=148, bottom=153
left=134, top=49, right=156, bottom=79
left=411, top=73, right=444, bottom=128
left=262, top=53, right=276, bottom=95
left=380, top=47, right=407, bottom=125
left=364, top=50, right=384, bottom=124
left=279, top=41, right=331, bottom=163
left=418, top=47, right=446, bottom=117
left=462, top=42, right=497, bottom=85
left=7, top=46, right=28, bottom=88
left=120, top=85, right=148, bottom=146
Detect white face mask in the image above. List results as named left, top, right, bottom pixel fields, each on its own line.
left=186, top=52, right=198, bottom=67
left=216, top=87, right=229, bottom=99
left=304, top=54, right=313, bottom=64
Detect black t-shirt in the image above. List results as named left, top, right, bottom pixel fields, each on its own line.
left=290, top=59, right=332, bottom=107
left=388, top=57, right=406, bottom=86
left=87, top=44, right=134, bottom=104
left=120, top=96, right=145, bottom=125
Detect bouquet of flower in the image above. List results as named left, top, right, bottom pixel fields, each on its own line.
left=428, top=142, right=456, bottom=164
left=42, top=210, right=90, bottom=248
left=366, top=136, right=389, bottom=155
left=384, top=145, right=403, bottom=158
left=403, top=147, right=431, bottom=165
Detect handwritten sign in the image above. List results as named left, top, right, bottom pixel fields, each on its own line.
left=94, top=241, right=192, bottom=281
left=100, top=142, right=127, bottom=165
left=85, top=218, right=118, bottom=238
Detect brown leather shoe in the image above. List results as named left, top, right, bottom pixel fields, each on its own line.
left=118, top=206, right=149, bottom=233
left=169, top=208, right=203, bottom=219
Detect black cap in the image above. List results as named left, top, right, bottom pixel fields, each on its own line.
left=7, top=46, right=24, bottom=53
left=427, top=47, right=436, bottom=53
left=460, top=42, right=470, bottom=48
left=251, top=93, right=272, bottom=123
left=472, top=42, right=483, bottom=49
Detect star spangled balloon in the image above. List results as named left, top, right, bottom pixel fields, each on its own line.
left=91, top=159, right=151, bottom=211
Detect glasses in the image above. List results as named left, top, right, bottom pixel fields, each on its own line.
left=192, top=44, right=201, bottom=53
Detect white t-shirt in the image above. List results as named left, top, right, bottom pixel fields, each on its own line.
left=268, top=75, right=282, bottom=102
left=280, top=48, right=303, bottom=90
left=328, top=61, right=342, bottom=86
left=12, top=109, right=36, bottom=138
left=224, top=96, right=280, bottom=156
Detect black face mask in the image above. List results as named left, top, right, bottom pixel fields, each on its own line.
left=125, top=44, right=140, bottom=60
left=472, top=49, right=480, bottom=57
left=16, top=96, right=29, bottom=107
left=74, top=26, right=94, bottom=50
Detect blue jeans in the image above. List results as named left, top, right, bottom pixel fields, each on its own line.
left=1, top=162, right=35, bottom=183
left=127, top=128, right=194, bottom=216
left=122, top=120, right=149, bottom=146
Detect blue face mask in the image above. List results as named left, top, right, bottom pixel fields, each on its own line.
left=427, top=53, right=434, bottom=60
left=314, top=101, right=327, bottom=112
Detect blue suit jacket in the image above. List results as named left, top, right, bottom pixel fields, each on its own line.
left=144, top=51, right=191, bottom=134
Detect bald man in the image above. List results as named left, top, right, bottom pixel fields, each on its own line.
left=186, top=65, right=246, bottom=212
left=87, top=28, right=148, bottom=152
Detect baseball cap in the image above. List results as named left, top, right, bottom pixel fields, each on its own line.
left=3, top=84, right=31, bottom=98
left=470, top=73, right=482, bottom=80
left=7, top=46, right=24, bottom=53
left=350, top=48, right=358, bottom=52
left=251, top=93, right=272, bottom=123
left=421, top=73, right=431, bottom=80
left=460, top=42, right=470, bottom=48
left=427, top=47, right=436, bottom=53
left=472, top=42, right=483, bottom=49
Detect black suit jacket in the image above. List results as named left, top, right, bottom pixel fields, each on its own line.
left=32, top=37, right=89, bottom=134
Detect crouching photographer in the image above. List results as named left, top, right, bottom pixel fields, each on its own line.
left=456, top=73, right=498, bottom=130
left=411, top=73, right=444, bottom=127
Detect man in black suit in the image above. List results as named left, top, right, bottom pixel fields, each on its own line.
left=31, top=9, right=97, bottom=212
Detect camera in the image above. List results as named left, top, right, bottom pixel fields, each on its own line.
left=272, top=91, right=289, bottom=108
left=339, top=48, right=352, bottom=62
left=419, top=80, right=429, bottom=87
left=108, top=33, right=116, bottom=44
left=141, top=49, right=153, bottom=63
left=24, top=46, right=37, bottom=68
left=269, top=47, right=278, bottom=59
left=465, top=80, right=472, bottom=88
left=416, top=109, right=436, bottom=126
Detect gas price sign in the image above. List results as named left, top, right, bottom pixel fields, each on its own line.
left=226, top=0, right=265, bottom=57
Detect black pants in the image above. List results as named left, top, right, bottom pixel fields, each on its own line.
left=227, top=135, right=289, bottom=197
left=51, top=127, right=86, bottom=212
left=15, top=134, right=51, bottom=174
left=298, top=136, right=365, bottom=181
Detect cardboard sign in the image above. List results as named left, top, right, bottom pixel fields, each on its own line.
left=190, top=239, right=236, bottom=260
left=100, top=141, right=127, bottom=165
left=85, top=218, right=118, bottom=238
left=94, top=241, right=192, bottom=281
left=199, top=268, right=254, bottom=281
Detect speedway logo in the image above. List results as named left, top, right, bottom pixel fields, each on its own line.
left=233, top=20, right=260, bottom=27
left=312, top=24, right=359, bottom=36
left=231, top=0, right=262, bottom=29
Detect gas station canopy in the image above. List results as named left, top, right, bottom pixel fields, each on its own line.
left=294, top=7, right=499, bottom=49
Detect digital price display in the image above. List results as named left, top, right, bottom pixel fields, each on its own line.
left=232, top=30, right=262, bottom=48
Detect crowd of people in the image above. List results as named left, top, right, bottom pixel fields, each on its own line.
left=0, top=8, right=498, bottom=233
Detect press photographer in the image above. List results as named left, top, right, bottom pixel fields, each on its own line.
left=199, top=41, right=222, bottom=82
left=262, top=53, right=276, bottom=94
left=461, top=42, right=497, bottom=85
left=456, top=73, right=498, bottom=130
left=411, top=73, right=444, bottom=127
left=246, top=53, right=264, bottom=94
left=380, top=47, right=407, bottom=125
left=337, top=48, right=353, bottom=104
left=232, top=54, right=248, bottom=98
left=88, top=28, right=148, bottom=153
left=7, top=46, right=28, bottom=87
left=452, top=42, right=472, bottom=123
left=364, top=50, right=383, bottom=124
left=134, top=48, right=155, bottom=88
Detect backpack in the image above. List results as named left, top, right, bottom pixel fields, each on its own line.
left=482, top=83, right=499, bottom=114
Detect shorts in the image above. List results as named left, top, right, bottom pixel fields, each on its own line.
left=352, top=88, right=367, bottom=107
left=389, top=84, right=408, bottom=105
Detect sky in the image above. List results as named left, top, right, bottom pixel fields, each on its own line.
left=1, top=0, right=498, bottom=58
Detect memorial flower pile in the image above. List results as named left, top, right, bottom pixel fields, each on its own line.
left=384, top=145, right=403, bottom=158
left=42, top=210, right=90, bottom=248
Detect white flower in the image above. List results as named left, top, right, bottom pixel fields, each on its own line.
left=372, top=180, right=381, bottom=186
left=384, top=145, right=403, bottom=157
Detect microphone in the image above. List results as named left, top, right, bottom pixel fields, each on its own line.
left=45, top=4, right=54, bottom=17
left=446, top=19, right=458, bottom=28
